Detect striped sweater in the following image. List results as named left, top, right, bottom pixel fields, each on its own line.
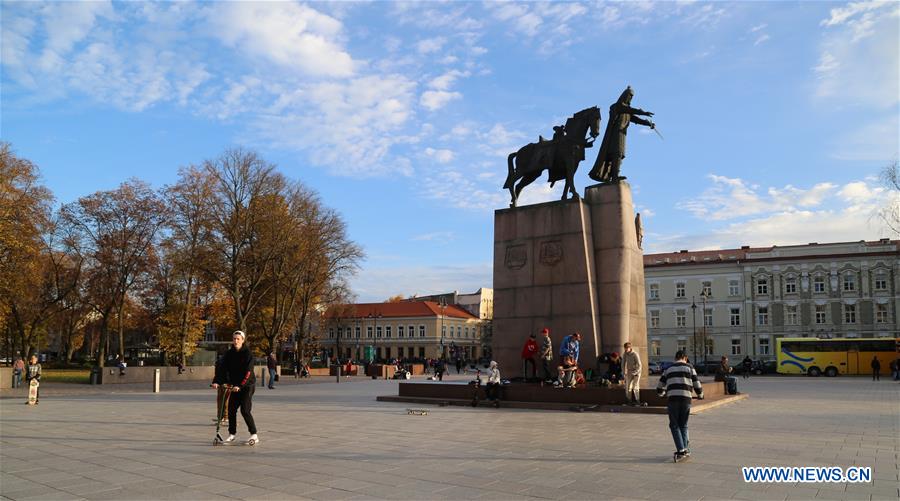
left=656, top=362, right=703, bottom=401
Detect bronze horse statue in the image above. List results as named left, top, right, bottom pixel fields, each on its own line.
left=503, top=106, right=601, bottom=207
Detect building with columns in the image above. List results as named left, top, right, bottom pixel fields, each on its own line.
left=322, top=301, right=482, bottom=362
left=643, top=239, right=899, bottom=363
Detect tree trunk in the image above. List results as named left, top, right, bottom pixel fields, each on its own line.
left=96, top=315, right=109, bottom=368
left=117, top=301, right=125, bottom=359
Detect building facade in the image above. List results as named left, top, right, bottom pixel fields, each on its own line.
left=644, top=239, right=899, bottom=363
left=322, top=301, right=482, bottom=362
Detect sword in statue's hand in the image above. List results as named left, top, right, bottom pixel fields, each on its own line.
left=651, top=123, right=664, bottom=140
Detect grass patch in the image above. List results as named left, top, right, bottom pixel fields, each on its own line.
left=42, top=369, right=90, bottom=384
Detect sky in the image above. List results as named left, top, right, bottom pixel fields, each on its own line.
left=2, top=1, right=898, bottom=303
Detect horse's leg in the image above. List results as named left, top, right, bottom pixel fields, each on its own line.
left=515, top=172, right=540, bottom=201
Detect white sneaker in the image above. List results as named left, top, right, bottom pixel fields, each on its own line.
left=247, top=434, right=259, bottom=445
left=224, top=434, right=236, bottom=443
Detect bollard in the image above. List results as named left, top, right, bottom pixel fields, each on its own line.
left=336, top=364, right=341, bottom=383
left=153, top=368, right=160, bottom=393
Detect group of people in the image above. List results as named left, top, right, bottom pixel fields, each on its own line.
left=12, top=355, right=42, bottom=403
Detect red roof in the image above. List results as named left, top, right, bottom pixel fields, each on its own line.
left=325, top=301, right=477, bottom=320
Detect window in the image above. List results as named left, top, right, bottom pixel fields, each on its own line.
left=785, top=305, right=798, bottom=325
left=677, top=339, right=687, bottom=353
left=757, top=306, right=769, bottom=326
left=704, top=308, right=713, bottom=327
left=457, top=326, right=462, bottom=338
left=815, top=304, right=827, bottom=324
left=729, top=280, right=740, bottom=296
left=843, top=273, right=856, bottom=292
left=442, top=325, right=447, bottom=337
left=367, top=326, right=373, bottom=338
left=419, top=325, right=426, bottom=337
left=651, top=340, right=660, bottom=357
left=355, top=327, right=360, bottom=339
left=876, top=303, right=889, bottom=324
left=757, top=278, right=768, bottom=295
left=464, top=327, right=469, bottom=338
left=675, top=282, right=685, bottom=298
left=398, top=325, right=405, bottom=338
left=874, top=274, right=887, bottom=291
left=418, top=347, right=425, bottom=358
left=329, top=328, right=335, bottom=339
left=814, top=275, right=826, bottom=293
left=649, top=283, right=659, bottom=300
left=408, top=325, right=415, bottom=338
left=387, top=326, right=394, bottom=338
left=759, top=337, right=770, bottom=356
left=376, top=326, right=382, bottom=338
left=785, top=277, right=797, bottom=294
left=844, top=304, right=856, bottom=323
left=702, top=281, right=712, bottom=297
left=730, top=308, right=741, bottom=326
left=731, top=339, right=741, bottom=355
left=675, top=309, right=686, bottom=327
left=650, top=310, right=660, bottom=328
left=705, top=340, right=714, bottom=356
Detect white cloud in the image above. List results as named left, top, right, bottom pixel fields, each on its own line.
left=424, top=148, right=454, bottom=164
left=205, top=2, right=354, bottom=78
left=429, top=70, right=470, bottom=91
left=420, top=90, right=461, bottom=111
left=651, top=176, right=892, bottom=253
left=416, top=36, right=446, bottom=54
left=754, top=34, right=770, bottom=46
left=412, top=231, right=455, bottom=242
left=678, top=175, right=840, bottom=220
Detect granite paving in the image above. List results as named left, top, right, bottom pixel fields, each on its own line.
left=1, top=375, right=897, bottom=500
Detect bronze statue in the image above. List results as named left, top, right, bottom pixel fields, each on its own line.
left=503, top=106, right=601, bottom=207
left=588, top=86, right=655, bottom=184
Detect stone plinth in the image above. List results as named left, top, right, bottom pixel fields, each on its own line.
left=492, top=182, right=648, bottom=378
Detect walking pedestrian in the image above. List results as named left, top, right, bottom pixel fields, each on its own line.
left=623, top=342, right=643, bottom=406
left=12, top=357, right=24, bottom=388
left=266, top=352, right=277, bottom=389
left=434, top=357, right=445, bottom=382
left=211, top=331, right=259, bottom=445
left=871, top=356, right=881, bottom=381
left=25, top=354, right=41, bottom=404
left=741, top=356, right=752, bottom=379
left=539, top=328, right=553, bottom=382
left=521, top=333, right=538, bottom=380
left=455, top=357, right=462, bottom=374
left=657, top=351, right=703, bottom=461
left=891, top=358, right=899, bottom=381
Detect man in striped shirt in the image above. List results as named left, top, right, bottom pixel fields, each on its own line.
left=656, top=351, right=703, bottom=459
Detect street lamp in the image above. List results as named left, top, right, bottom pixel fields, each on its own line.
left=691, top=296, right=698, bottom=364
left=367, top=311, right=383, bottom=377
left=700, top=289, right=710, bottom=372
left=439, top=298, right=447, bottom=360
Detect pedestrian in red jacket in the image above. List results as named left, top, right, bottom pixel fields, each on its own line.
left=521, top=334, right=538, bottom=381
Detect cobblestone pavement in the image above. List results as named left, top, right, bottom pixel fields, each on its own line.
left=1, top=376, right=897, bottom=500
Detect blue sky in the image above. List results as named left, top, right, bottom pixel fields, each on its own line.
left=2, top=1, right=898, bottom=302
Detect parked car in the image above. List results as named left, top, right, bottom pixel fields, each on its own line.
left=648, top=361, right=663, bottom=375
left=753, top=360, right=777, bottom=375
left=692, top=360, right=721, bottom=376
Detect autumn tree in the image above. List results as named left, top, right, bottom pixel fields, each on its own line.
left=878, top=160, right=899, bottom=236
left=203, top=148, right=279, bottom=333
left=61, top=180, right=167, bottom=367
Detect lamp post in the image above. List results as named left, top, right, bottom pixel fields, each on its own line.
left=439, top=298, right=447, bottom=360
left=691, top=296, right=698, bottom=364
left=700, top=289, right=710, bottom=371
left=368, top=311, right=383, bottom=377
left=355, top=317, right=361, bottom=362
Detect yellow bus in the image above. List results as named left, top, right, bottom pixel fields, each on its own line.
left=776, top=337, right=899, bottom=377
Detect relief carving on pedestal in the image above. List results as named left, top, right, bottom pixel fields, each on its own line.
left=505, top=245, right=527, bottom=270
left=539, top=241, right=563, bottom=266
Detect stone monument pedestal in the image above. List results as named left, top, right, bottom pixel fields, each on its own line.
left=493, top=182, right=648, bottom=378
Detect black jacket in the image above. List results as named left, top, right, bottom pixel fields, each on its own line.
left=213, top=346, right=255, bottom=388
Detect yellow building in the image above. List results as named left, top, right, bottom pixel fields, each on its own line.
left=322, top=301, right=482, bottom=362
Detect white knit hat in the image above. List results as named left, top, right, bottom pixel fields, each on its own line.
left=233, top=330, right=246, bottom=340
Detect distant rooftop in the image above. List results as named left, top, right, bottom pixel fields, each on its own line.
left=325, top=301, right=477, bottom=320
left=644, top=238, right=897, bottom=267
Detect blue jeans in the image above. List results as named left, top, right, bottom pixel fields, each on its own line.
left=13, top=370, right=22, bottom=388
left=667, top=399, right=691, bottom=452
left=268, top=369, right=276, bottom=388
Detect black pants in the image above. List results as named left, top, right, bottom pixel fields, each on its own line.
left=435, top=369, right=444, bottom=381
left=228, top=384, right=257, bottom=435
left=522, top=358, right=536, bottom=379
left=872, top=370, right=879, bottom=381
left=485, top=382, right=501, bottom=401
left=541, top=359, right=552, bottom=380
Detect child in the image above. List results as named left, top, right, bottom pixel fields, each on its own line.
left=25, top=354, right=41, bottom=404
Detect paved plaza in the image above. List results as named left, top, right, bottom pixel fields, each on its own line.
left=1, top=375, right=897, bottom=501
